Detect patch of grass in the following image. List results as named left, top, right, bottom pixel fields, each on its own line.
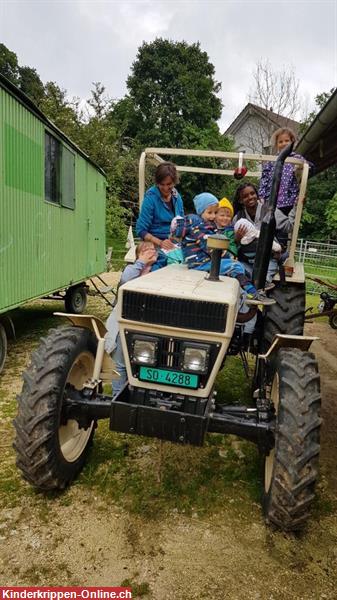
left=21, top=562, right=75, bottom=586
left=215, top=355, right=252, bottom=405
left=77, top=419, right=261, bottom=520
left=120, top=576, right=151, bottom=598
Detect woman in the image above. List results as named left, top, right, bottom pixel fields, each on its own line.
left=136, top=162, right=184, bottom=251
left=232, top=182, right=296, bottom=283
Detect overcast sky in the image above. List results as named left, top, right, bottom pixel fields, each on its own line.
left=1, top=0, right=336, bottom=131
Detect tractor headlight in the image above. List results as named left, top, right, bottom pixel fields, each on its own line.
left=131, top=336, right=158, bottom=366
left=181, top=343, right=210, bottom=374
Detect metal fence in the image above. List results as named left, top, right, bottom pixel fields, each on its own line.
left=296, top=239, right=337, bottom=294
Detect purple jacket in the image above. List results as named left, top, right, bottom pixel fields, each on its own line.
left=259, top=153, right=314, bottom=209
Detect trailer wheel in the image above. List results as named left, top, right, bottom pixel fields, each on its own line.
left=65, top=285, right=87, bottom=314
left=0, top=323, right=7, bottom=374
left=329, top=312, right=337, bottom=329
left=263, top=348, right=321, bottom=531
left=263, top=283, right=305, bottom=347
left=14, top=327, right=97, bottom=490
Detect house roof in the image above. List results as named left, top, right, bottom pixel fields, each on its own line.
left=296, top=88, right=337, bottom=174
left=225, top=102, right=300, bottom=137
left=0, top=72, right=105, bottom=176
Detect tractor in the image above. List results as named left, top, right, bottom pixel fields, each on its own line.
left=14, top=144, right=321, bottom=532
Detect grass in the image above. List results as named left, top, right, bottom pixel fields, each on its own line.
left=0, top=291, right=330, bottom=522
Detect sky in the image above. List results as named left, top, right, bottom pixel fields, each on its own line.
left=0, top=0, right=336, bottom=131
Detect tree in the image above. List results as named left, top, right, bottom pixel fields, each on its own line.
left=111, top=38, right=223, bottom=148
left=299, top=87, right=336, bottom=133
left=326, top=192, right=337, bottom=239
left=244, top=59, right=302, bottom=152
left=19, top=66, right=45, bottom=105
left=39, top=81, right=82, bottom=143
left=0, top=43, right=20, bottom=84
left=299, top=88, right=337, bottom=241
left=250, top=59, right=301, bottom=119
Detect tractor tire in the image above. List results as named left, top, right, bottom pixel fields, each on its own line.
left=14, top=326, right=97, bottom=490
left=262, top=348, right=321, bottom=531
left=329, top=312, right=337, bottom=329
left=263, top=283, right=306, bottom=348
left=0, top=323, right=7, bottom=374
left=65, top=285, right=87, bottom=314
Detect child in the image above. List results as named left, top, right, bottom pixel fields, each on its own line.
left=259, top=127, right=314, bottom=215
left=215, top=197, right=237, bottom=257
left=172, top=192, right=275, bottom=306
left=105, top=241, right=158, bottom=397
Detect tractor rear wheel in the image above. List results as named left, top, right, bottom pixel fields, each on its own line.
left=262, top=348, right=321, bottom=531
left=14, top=327, right=97, bottom=490
left=263, top=283, right=305, bottom=347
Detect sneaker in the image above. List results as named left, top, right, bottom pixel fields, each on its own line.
left=246, top=291, right=276, bottom=306
left=264, top=282, right=275, bottom=292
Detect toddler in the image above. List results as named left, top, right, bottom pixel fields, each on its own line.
left=172, top=192, right=275, bottom=306
left=214, top=197, right=238, bottom=257
left=259, top=127, right=314, bottom=215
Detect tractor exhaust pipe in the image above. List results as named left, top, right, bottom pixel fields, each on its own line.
left=206, top=235, right=230, bottom=281
left=252, top=142, right=294, bottom=291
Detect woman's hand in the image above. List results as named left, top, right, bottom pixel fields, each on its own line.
left=234, top=225, right=248, bottom=242
left=160, top=239, right=176, bottom=251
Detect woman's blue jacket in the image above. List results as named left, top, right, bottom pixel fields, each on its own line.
left=136, top=185, right=184, bottom=240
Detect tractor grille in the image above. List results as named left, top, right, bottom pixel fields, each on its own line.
left=122, top=291, right=227, bottom=333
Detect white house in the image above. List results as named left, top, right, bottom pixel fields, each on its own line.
left=225, top=103, right=300, bottom=154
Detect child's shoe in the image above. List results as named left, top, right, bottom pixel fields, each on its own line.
left=246, top=291, right=276, bottom=306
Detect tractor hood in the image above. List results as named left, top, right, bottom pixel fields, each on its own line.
left=119, top=263, right=240, bottom=306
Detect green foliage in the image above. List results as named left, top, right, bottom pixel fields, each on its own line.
left=106, top=193, right=131, bottom=239
left=0, top=43, right=19, bottom=83
left=300, top=88, right=336, bottom=133
left=19, top=66, right=45, bottom=105
left=112, top=38, right=224, bottom=148
left=325, top=191, right=337, bottom=238
left=300, top=166, right=337, bottom=240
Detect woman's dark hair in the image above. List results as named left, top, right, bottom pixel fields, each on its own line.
left=233, top=182, right=259, bottom=214
left=155, top=162, right=179, bottom=185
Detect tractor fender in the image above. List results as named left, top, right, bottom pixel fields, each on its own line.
left=259, top=333, right=319, bottom=361
left=53, top=312, right=118, bottom=382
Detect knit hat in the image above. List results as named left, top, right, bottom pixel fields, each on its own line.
left=193, top=192, right=218, bottom=216
left=218, top=197, right=234, bottom=218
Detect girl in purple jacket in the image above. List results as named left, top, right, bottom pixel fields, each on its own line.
left=258, top=127, right=314, bottom=215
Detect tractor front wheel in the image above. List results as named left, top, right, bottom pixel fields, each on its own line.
left=262, top=348, right=321, bottom=531
left=14, top=327, right=97, bottom=490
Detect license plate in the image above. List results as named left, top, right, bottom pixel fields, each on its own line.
left=139, top=367, right=199, bottom=389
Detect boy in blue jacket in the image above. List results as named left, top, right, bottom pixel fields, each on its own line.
left=172, top=193, right=274, bottom=306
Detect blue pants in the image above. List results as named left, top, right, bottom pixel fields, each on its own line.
left=112, top=333, right=127, bottom=398
left=195, top=259, right=256, bottom=293
left=242, top=258, right=279, bottom=284
left=195, top=258, right=246, bottom=276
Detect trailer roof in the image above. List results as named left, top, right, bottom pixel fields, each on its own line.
left=0, top=72, right=105, bottom=177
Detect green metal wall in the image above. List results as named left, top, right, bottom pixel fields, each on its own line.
left=0, top=85, right=106, bottom=314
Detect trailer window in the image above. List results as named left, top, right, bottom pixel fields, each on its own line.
left=61, top=146, right=75, bottom=210
left=45, top=132, right=61, bottom=203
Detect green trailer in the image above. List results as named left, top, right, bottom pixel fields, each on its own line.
left=0, top=73, right=107, bottom=372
